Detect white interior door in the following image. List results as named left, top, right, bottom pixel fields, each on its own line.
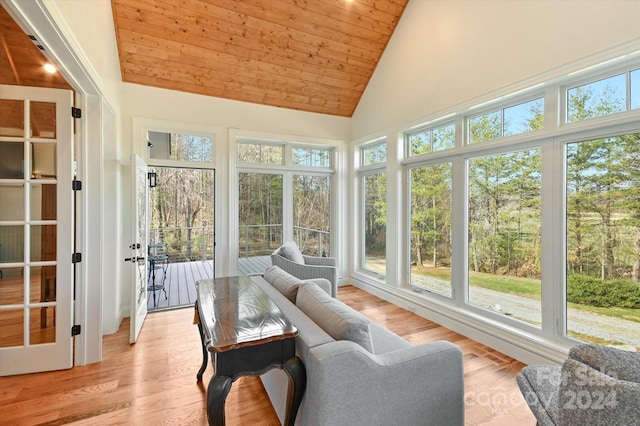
left=0, top=84, right=74, bottom=376
left=128, top=155, right=148, bottom=343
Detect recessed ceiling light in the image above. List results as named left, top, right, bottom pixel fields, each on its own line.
left=44, top=63, right=56, bottom=74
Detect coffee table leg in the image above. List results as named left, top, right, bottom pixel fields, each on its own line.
left=283, top=356, right=306, bottom=426
left=207, top=375, right=232, bottom=426
left=196, top=319, right=208, bottom=381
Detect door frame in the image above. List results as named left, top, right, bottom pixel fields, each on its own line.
left=3, top=0, right=110, bottom=365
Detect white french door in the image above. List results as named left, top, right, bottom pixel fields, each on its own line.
left=0, top=85, right=74, bottom=376
left=128, top=155, right=148, bottom=343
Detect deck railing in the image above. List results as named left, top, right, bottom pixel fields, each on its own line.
left=239, top=224, right=329, bottom=257
left=150, top=226, right=214, bottom=262
left=149, top=224, right=329, bottom=261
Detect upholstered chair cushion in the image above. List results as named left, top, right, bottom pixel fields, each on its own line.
left=278, top=241, right=305, bottom=264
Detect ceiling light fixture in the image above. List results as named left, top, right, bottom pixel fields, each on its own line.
left=44, top=63, right=56, bottom=74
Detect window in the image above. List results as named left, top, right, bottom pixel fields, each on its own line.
left=238, top=173, right=283, bottom=259
left=358, top=59, right=640, bottom=352
left=363, top=172, right=386, bottom=275
left=468, top=98, right=543, bottom=143
left=236, top=137, right=335, bottom=275
left=566, top=133, right=640, bottom=345
left=237, top=140, right=283, bottom=164
left=409, top=162, right=452, bottom=296
left=468, top=149, right=542, bottom=326
left=148, top=131, right=213, bottom=162
left=293, top=175, right=331, bottom=256
left=359, top=139, right=387, bottom=276
left=566, top=69, right=640, bottom=123
left=362, top=141, right=387, bottom=166
left=293, top=147, right=332, bottom=167
left=407, top=123, right=455, bottom=156
left=631, top=69, right=640, bottom=109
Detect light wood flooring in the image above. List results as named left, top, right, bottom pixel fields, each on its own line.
left=0, top=285, right=536, bottom=425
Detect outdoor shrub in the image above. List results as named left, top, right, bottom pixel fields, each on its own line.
left=567, top=274, right=640, bottom=308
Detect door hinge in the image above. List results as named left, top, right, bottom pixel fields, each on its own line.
left=71, top=325, right=81, bottom=336
left=72, top=252, right=82, bottom=263
left=71, top=107, right=82, bottom=118
left=72, top=180, right=82, bottom=191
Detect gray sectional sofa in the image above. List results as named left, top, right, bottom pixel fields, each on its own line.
left=254, top=266, right=465, bottom=426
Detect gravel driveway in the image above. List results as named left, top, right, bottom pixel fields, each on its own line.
left=412, top=275, right=640, bottom=347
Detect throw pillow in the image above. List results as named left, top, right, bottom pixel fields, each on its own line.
left=296, top=283, right=373, bottom=352
left=264, top=265, right=305, bottom=303
left=278, top=241, right=305, bottom=264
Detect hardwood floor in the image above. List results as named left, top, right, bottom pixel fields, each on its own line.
left=0, top=285, right=536, bottom=425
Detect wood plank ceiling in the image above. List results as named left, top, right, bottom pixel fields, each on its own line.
left=111, top=0, right=408, bottom=117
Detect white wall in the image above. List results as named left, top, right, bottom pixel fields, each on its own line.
left=352, top=0, right=640, bottom=139
left=43, top=0, right=122, bottom=109
left=121, top=83, right=350, bottom=147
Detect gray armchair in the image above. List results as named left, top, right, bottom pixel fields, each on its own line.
left=517, top=344, right=640, bottom=426
left=270, top=241, right=338, bottom=297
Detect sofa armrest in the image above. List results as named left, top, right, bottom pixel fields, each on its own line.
left=303, top=255, right=337, bottom=267
left=304, top=340, right=464, bottom=426
left=302, top=278, right=332, bottom=296
left=368, top=323, right=412, bottom=354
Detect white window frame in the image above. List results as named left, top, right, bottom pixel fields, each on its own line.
left=229, top=129, right=339, bottom=274
left=354, top=57, right=640, bottom=363
left=355, top=138, right=388, bottom=280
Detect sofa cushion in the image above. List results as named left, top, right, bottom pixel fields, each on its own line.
left=263, top=265, right=305, bottom=303
left=278, top=241, right=305, bottom=264
left=296, top=283, right=373, bottom=352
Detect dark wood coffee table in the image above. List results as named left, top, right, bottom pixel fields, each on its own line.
left=195, top=276, right=306, bottom=426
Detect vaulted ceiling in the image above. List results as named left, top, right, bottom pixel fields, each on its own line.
left=111, top=0, right=408, bottom=117
left=1, top=1, right=408, bottom=118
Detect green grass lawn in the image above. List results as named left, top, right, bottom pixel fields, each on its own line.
left=412, top=266, right=640, bottom=323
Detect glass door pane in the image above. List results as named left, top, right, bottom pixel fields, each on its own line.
left=0, top=100, right=59, bottom=349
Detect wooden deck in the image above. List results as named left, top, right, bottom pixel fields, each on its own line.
left=237, top=255, right=271, bottom=275
left=147, top=256, right=272, bottom=311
